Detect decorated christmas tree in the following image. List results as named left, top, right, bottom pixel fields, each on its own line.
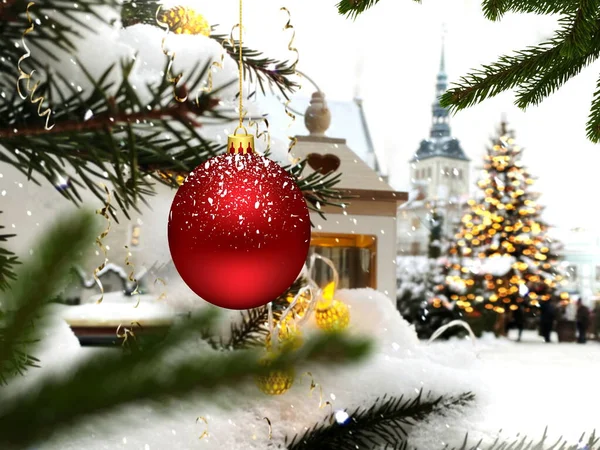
left=397, top=207, right=466, bottom=339
left=445, top=120, right=567, bottom=324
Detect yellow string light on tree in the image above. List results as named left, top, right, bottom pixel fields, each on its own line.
left=256, top=285, right=313, bottom=396
left=313, top=265, right=350, bottom=332
left=159, top=6, right=211, bottom=36
left=255, top=353, right=295, bottom=396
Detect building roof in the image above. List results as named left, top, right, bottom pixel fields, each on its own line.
left=292, top=135, right=393, bottom=192
left=411, top=39, right=469, bottom=163
left=258, top=95, right=386, bottom=176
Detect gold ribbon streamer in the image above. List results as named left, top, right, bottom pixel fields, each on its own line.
left=263, top=417, right=272, bottom=440
left=248, top=116, right=271, bottom=154
left=280, top=7, right=299, bottom=70
left=154, top=277, right=167, bottom=301
left=156, top=6, right=187, bottom=102
left=93, top=185, right=111, bottom=304
left=16, top=2, right=54, bottom=130
left=280, top=7, right=299, bottom=153
left=303, top=371, right=333, bottom=412
left=124, top=245, right=141, bottom=307
left=196, top=416, right=209, bottom=440
left=116, top=322, right=141, bottom=349
left=194, top=28, right=237, bottom=107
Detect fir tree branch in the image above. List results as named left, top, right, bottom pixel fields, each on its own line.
left=439, top=2, right=600, bottom=142
left=210, top=33, right=299, bottom=100
left=336, top=0, right=420, bottom=20
left=482, top=0, right=579, bottom=21
left=586, top=71, right=600, bottom=141
left=0, top=212, right=19, bottom=292
left=515, top=36, right=600, bottom=109
left=0, top=58, right=233, bottom=219
left=286, top=390, right=475, bottom=450
left=0, top=308, right=372, bottom=448
left=453, top=429, right=598, bottom=450
left=0, top=0, right=117, bottom=64
left=0, top=210, right=97, bottom=386
left=558, top=1, right=600, bottom=58
left=119, top=1, right=299, bottom=99
left=205, top=276, right=307, bottom=350
left=286, top=159, right=347, bottom=220
left=440, top=39, right=567, bottom=114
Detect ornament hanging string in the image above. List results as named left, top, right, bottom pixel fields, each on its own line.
left=237, top=0, right=245, bottom=128
left=93, top=184, right=111, bottom=304
left=16, top=2, right=54, bottom=130
left=156, top=6, right=187, bottom=102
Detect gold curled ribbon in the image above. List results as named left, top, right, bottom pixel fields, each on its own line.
left=116, top=321, right=141, bottom=349
left=93, top=185, right=111, bottom=304
left=248, top=115, right=271, bottom=154
left=280, top=7, right=299, bottom=153
left=124, top=245, right=141, bottom=307
left=154, top=277, right=167, bottom=301
left=17, top=2, right=54, bottom=130
left=195, top=28, right=236, bottom=106
left=303, top=371, right=333, bottom=413
left=280, top=7, right=299, bottom=70
left=263, top=417, right=272, bottom=440
left=156, top=6, right=187, bottom=102
left=196, top=416, right=209, bottom=440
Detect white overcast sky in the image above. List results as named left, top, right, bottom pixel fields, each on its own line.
left=188, top=0, right=600, bottom=231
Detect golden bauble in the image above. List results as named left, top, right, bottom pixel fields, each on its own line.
left=255, top=355, right=294, bottom=395
left=315, top=300, right=350, bottom=332
left=159, top=6, right=211, bottom=36
left=156, top=170, right=186, bottom=186
left=287, top=292, right=311, bottom=317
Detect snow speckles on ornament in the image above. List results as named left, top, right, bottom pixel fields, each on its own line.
left=168, top=152, right=311, bottom=309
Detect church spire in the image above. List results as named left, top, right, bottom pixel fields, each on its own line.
left=439, top=33, right=446, bottom=74
left=430, top=30, right=450, bottom=139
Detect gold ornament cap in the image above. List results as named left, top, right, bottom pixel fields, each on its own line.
left=228, top=126, right=255, bottom=154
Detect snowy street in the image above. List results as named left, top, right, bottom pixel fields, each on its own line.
left=413, top=330, right=600, bottom=448
left=476, top=330, right=600, bottom=440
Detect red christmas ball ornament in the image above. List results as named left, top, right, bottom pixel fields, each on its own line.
left=168, top=132, right=311, bottom=310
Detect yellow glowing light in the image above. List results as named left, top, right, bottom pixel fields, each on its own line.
left=321, top=281, right=336, bottom=302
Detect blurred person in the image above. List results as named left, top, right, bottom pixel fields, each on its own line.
left=539, top=299, right=556, bottom=343
left=594, top=301, right=600, bottom=340
left=576, top=298, right=590, bottom=344
left=513, top=304, right=525, bottom=342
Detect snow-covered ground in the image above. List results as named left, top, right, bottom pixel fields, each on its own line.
left=6, top=294, right=600, bottom=450
left=415, top=330, right=600, bottom=448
